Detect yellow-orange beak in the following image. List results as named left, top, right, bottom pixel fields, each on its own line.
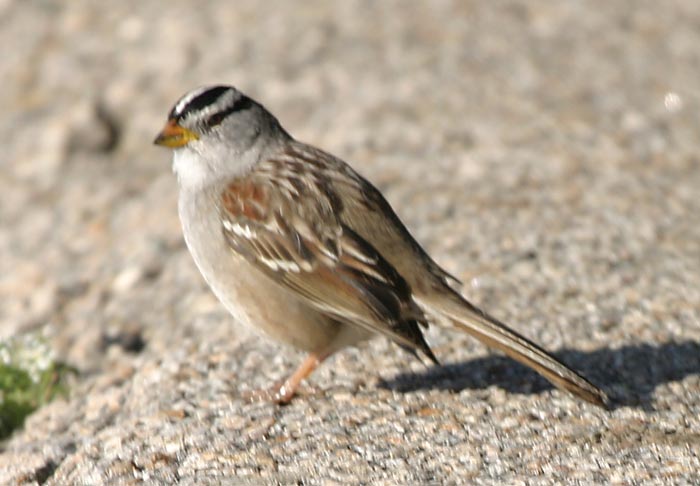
left=153, top=119, right=199, bottom=148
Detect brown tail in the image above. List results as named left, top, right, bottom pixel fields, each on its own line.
left=420, top=292, right=608, bottom=408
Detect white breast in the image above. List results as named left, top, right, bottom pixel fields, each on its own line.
left=172, top=149, right=215, bottom=191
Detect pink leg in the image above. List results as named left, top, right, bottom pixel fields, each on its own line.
left=244, top=352, right=328, bottom=404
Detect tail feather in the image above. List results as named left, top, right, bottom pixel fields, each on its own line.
left=421, top=293, right=609, bottom=408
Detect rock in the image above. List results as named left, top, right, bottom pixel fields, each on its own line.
left=1, top=1, right=699, bottom=484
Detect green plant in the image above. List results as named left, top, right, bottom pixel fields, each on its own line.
left=0, top=334, right=74, bottom=440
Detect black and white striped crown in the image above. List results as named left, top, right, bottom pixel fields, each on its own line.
left=169, top=85, right=255, bottom=127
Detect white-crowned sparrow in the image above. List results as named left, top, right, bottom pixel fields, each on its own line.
left=154, top=85, right=608, bottom=407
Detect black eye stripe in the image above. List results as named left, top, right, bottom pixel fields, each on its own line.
left=205, top=95, right=255, bottom=127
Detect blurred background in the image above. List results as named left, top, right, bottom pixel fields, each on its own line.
left=1, top=0, right=699, bottom=483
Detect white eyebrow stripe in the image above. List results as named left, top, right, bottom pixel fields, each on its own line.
left=174, top=88, right=240, bottom=125
left=173, top=86, right=211, bottom=117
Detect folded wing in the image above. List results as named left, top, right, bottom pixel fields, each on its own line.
left=218, top=164, right=436, bottom=362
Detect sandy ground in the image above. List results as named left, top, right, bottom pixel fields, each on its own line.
left=1, top=1, right=699, bottom=484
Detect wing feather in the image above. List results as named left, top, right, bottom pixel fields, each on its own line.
left=218, top=163, right=435, bottom=359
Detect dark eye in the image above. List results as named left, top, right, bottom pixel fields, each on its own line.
left=207, top=112, right=226, bottom=127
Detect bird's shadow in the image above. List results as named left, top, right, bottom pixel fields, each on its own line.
left=378, top=341, right=700, bottom=410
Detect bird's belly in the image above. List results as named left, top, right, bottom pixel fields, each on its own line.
left=178, top=192, right=369, bottom=353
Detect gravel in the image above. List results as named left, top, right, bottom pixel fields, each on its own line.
left=1, top=0, right=699, bottom=484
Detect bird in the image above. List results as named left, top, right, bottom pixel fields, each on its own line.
left=153, top=85, right=608, bottom=407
